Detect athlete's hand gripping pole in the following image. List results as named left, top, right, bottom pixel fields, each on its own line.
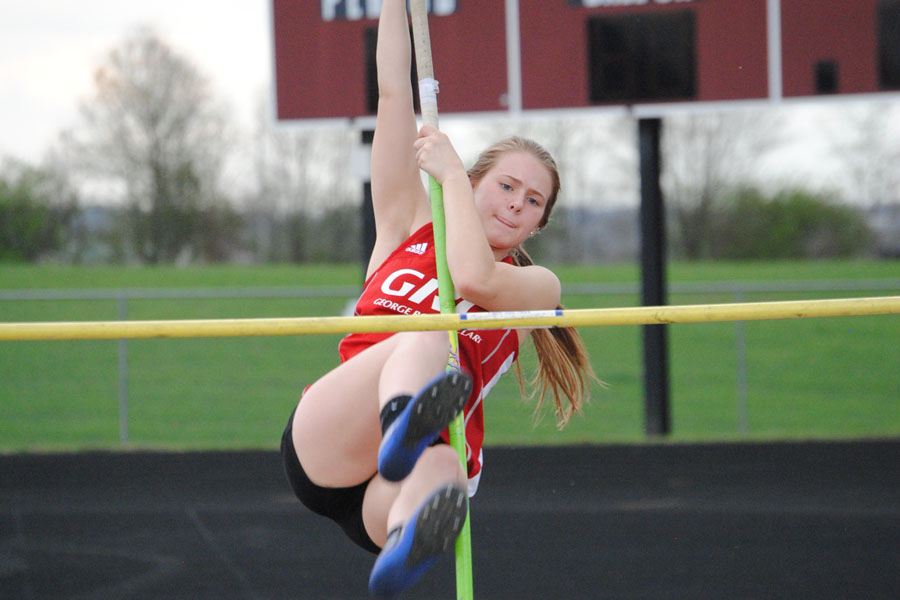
left=409, top=2, right=474, bottom=599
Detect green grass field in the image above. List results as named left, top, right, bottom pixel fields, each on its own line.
left=1, top=261, right=898, bottom=451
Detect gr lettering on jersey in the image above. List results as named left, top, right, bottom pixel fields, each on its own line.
left=322, top=0, right=457, bottom=21
left=380, top=268, right=475, bottom=314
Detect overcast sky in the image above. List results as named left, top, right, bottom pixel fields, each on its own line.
left=2, top=1, right=898, bottom=205
left=0, top=1, right=270, bottom=164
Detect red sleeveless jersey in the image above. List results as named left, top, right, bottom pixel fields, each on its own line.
left=339, top=223, right=519, bottom=495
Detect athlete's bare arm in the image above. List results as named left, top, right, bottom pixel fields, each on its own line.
left=367, top=0, right=431, bottom=279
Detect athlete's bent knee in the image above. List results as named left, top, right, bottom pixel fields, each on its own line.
left=413, top=445, right=467, bottom=487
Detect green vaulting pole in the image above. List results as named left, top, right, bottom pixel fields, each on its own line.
left=409, top=1, right=474, bottom=598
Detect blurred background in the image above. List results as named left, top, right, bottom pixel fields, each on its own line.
left=1, top=1, right=899, bottom=266
left=1, top=1, right=899, bottom=450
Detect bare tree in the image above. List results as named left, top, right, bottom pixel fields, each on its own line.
left=823, top=101, right=900, bottom=206
left=248, top=94, right=357, bottom=262
left=661, top=109, right=785, bottom=259
left=821, top=101, right=900, bottom=256
left=62, top=28, right=232, bottom=263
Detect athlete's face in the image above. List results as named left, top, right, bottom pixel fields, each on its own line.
left=472, top=151, right=553, bottom=257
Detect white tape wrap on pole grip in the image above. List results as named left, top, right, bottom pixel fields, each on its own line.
left=418, top=77, right=440, bottom=127
left=418, top=77, right=439, bottom=107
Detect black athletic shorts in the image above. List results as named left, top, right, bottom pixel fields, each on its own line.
left=280, top=409, right=381, bottom=554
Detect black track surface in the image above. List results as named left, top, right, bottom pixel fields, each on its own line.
left=2, top=440, right=898, bottom=599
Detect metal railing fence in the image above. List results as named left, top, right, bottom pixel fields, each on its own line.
left=2, top=278, right=898, bottom=444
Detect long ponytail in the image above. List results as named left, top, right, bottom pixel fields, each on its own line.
left=510, top=245, right=598, bottom=428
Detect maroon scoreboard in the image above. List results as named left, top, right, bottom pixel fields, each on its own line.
left=272, top=0, right=900, bottom=121
left=272, top=0, right=508, bottom=120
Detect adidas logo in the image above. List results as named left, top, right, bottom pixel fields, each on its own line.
left=405, top=242, right=428, bottom=255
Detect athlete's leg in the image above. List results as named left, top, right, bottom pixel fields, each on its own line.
left=362, top=443, right=466, bottom=547
left=386, top=444, right=466, bottom=530
left=366, top=445, right=468, bottom=597
left=292, top=330, right=452, bottom=488
left=377, top=330, right=452, bottom=411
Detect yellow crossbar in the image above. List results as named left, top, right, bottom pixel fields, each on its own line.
left=1, top=296, right=898, bottom=342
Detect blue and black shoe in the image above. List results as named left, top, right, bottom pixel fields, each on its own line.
left=378, top=371, right=472, bottom=483
left=368, top=484, right=468, bottom=598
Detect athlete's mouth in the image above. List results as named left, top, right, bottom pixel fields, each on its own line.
left=495, top=215, right=516, bottom=229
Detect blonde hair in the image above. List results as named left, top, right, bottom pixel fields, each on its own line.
left=468, top=137, right=599, bottom=428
